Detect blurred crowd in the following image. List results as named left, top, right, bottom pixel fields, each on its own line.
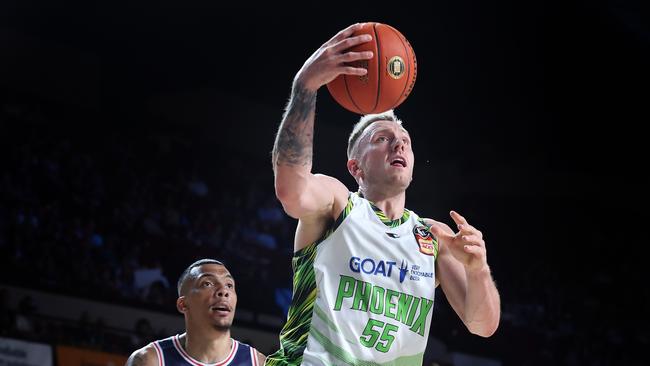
left=0, top=100, right=295, bottom=314
left=1, top=98, right=646, bottom=365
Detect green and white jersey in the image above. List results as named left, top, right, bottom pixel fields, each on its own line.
left=267, top=193, right=439, bottom=366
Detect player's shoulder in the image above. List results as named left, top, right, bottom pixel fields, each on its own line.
left=255, top=349, right=267, bottom=365
left=313, top=173, right=348, bottom=194
left=233, top=339, right=267, bottom=365
left=414, top=213, right=429, bottom=224
left=126, top=343, right=159, bottom=366
left=313, top=173, right=350, bottom=211
left=417, top=216, right=443, bottom=227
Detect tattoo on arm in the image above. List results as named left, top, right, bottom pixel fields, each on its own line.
left=272, top=82, right=317, bottom=167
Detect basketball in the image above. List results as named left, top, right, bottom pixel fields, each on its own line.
left=327, top=22, right=417, bottom=115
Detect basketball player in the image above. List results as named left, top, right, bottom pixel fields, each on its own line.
left=125, top=259, right=266, bottom=366
left=266, top=23, right=500, bottom=365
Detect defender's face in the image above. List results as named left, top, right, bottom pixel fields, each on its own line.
left=355, top=120, right=414, bottom=191
left=184, top=263, right=237, bottom=330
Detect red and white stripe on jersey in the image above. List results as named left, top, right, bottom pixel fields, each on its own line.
left=171, top=334, right=239, bottom=366
left=249, top=347, right=258, bottom=366
left=151, top=341, right=165, bottom=366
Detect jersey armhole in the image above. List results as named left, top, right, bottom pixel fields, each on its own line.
left=151, top=341, right=164, bottom=366
left=249, top=347, right=259, bottom=366
left=293, top=192, right=355, bottom=259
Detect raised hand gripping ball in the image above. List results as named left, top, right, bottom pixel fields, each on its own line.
left=327, top=22, right=417, bottom=115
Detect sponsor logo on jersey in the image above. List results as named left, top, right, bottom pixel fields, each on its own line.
left=349, top=257, right=397, bottom=278
left=349, top=256, right=433, bottom=283
left=399, top=260, right=409, bottom=283
left=399, top=260, right=433, bottom=283
left=407, top=263, right=434, bottom=281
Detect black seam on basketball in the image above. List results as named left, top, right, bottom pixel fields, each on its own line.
left=373, top=23, right=380, bottom=113
left=344, top=74, right=363, bottom=114
left=404, top=36, right=417, bottom=98
left=388, top=26, right=412, bottom=109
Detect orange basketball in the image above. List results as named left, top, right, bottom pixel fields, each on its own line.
left=327, top=22, right=417, bottom=115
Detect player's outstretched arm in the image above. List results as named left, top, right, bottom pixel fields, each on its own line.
left=424, top=211, right=500, bottom=337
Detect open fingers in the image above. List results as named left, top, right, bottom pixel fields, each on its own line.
left=451, top=211, right=484, bottom=238
left=422, top=218, right=454, bottom=239
left=337, top=65, right=367, bottom=76
left=461, top=234, right=485, bottom=248
left=457, top=223, right=482, bottom=238
left=463, top=244, right=486, bottom=257
left=450, top=210, right=469, bottom=227
left=325, top=23, right=365, bottom=46
left=331, top=34, right=373, bottom=54
left=334, top=51, right=373, bottom=76
left=337, top=50, right=374, bottom=63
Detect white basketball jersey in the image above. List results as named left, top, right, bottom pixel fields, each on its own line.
left=297, top=193, right=438, bottom=365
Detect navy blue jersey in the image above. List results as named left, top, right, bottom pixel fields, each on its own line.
left=151, top=334, right=259, bottom=366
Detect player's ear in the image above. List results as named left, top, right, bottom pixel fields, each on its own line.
left=347, top=159, right=363, bottom=178
left=176, top=296, right=187, bottom=314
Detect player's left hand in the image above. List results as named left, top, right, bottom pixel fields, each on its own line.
left=423, top=211, right=488, bottom=272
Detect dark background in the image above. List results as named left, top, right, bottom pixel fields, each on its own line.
left=1, top=0, right=648, bottom=364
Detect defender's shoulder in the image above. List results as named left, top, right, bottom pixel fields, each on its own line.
left=125, top=343, right=159, bottom=366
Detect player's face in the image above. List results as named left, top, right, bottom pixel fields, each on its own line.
left=357, top=120, right=414, bottom=191
left=186, top=264, right=237, bottom=331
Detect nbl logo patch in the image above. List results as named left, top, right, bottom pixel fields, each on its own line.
left=413, top=225, right=437, bottom=256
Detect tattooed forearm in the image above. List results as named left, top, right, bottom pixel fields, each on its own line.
left=272, top=82, right=317, bottom=167
left=274, top=127, right=311, bottom=166
left=285, top=81, right=317, bottom=122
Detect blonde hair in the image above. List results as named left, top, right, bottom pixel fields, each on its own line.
left=347, top=110, right=403, bottom=159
